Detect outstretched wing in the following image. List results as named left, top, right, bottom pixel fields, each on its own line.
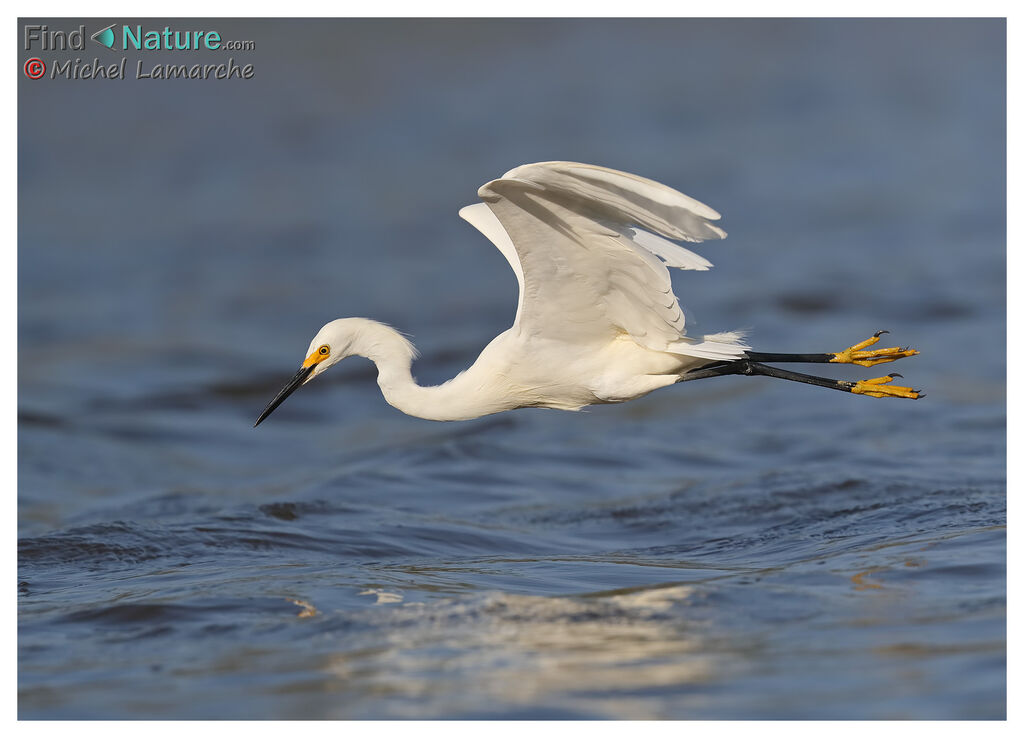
left=460, top=161, right=741, bottom=359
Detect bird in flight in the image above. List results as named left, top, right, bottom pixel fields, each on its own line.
left=255, top=161, right=920, bottom=426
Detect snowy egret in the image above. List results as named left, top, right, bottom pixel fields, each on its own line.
left=255, top=161, right=920, bottom=426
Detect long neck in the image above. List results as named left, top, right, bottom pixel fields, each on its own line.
left=348, top=320, right=508, bottom=421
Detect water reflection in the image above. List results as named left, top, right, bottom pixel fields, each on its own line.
left=320, top=586, right=712, bottom=718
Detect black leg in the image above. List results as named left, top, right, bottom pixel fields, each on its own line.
left=678, top=360, right=922, bottom=399
left=742, top=330, right=919, bottom=368
left=745, top=352, right=835, bottom=363
left=679, top=360, right=852, bottom=391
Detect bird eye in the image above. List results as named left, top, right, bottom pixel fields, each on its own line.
left=318, top=346, right=330, bottom=356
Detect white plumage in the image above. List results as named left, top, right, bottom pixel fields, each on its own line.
left=256, top=161, right=754, bottom=424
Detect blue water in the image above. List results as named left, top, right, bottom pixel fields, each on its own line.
left=18, top=18, right=1005, bottom=719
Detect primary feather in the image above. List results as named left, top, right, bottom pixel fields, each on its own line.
left=465, top=161, right=745, bottom=360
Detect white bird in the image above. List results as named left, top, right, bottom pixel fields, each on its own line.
left=255, top=161, right=920, bottom=426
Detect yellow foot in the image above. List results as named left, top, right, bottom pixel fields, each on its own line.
left=831, top=330, right=919, bottom=367
left=849, top=373, right=923, bottom=399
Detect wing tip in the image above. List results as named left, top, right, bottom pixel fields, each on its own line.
left=495, top=161, right=726, bottom=235
left=707, top=222, right=728, bottom=239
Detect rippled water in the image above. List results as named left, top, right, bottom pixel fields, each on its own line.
left=18, top=19, right=1005, bottom=719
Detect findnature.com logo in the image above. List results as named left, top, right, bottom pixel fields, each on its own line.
left=23, top=22, right=257, bottom=80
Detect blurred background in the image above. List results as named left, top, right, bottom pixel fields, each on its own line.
left=19, top=19, right=1005, bottom=719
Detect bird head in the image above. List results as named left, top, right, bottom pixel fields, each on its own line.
left=253, top=319, right=354, bottom=427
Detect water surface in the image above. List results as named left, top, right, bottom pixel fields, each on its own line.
left=18, top=18, right=1005, bottom=719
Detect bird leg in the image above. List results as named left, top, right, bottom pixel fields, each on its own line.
left=678, top=360, right=922, bottom=400
left=745, top=330, right=918, bottom=367
left=828, top=330, right=919, bottom=366
left=847, top=373, right=922, bottom=399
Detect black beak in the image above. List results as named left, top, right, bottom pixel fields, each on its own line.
left=254, top=364, right=314, bottom=427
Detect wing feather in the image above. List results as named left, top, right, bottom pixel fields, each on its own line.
left=462, top=161, right=745, bottom=359
left=497, top=161, right=727, bottom=243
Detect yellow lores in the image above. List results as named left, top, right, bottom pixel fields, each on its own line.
left=302, top=345, right=330, bottom=368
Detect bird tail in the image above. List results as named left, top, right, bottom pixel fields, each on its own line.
left=668, top=331, right=749, bottom=361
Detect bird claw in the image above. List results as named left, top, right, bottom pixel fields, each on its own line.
left=849, top=374, right=922, bottom=400
left=831, top=331, right=920, bottom=367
